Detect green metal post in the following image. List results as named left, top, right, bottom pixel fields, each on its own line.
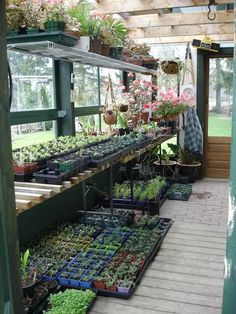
left=0, top=1, right=23, bottom=313
left=54, top=60, right=75, bottom=136
left=222, top=4, right=236, bottom=312
left=97, top=67, right=102, bottom=131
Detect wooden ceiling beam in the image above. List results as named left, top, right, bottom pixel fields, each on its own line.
left=133, top=34, right=234, bottom=44
left=128, top=23, right=234, bottom=38
left=125, top=10, right=233, bottom=28
left=96, top=0, right=232, bottom=15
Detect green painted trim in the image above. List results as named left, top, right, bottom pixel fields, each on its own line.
left=74, top=106, right=101, bottom=117
left=0, top=1, right=23, bottom=312
left=10, top=109, right=58, bottom=125
left=196, top=51, right=205, bottom=132
left=97, top=68, right=102, bottom=131
left=53, top=60, right=59, bottom=137
left=54, top=61, right=75, bottom=136
left=222, top=11, right=236, bottom=312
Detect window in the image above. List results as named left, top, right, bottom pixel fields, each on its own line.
left=75, top=115, right=100, bottom=134
left=100, top=68, right=123, bottom=105
left=74, top=65, right=99, bottom=107
left=8, top=51, right=54, bottom=111
left=11, top=121, right=56, bottom=149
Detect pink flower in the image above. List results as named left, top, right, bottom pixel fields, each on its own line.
left=134, top=89, right=141, bottom=95
left=119, top=85, right=126, bottom=90
left=128, top=72, right=134, bottom=78
left=143, top=104, right=150, bottom=109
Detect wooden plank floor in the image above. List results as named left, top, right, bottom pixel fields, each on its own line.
left=91, top=179, right=228, bottom=314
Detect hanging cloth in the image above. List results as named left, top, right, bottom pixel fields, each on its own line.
left=184, top=108, right=203, bottom=155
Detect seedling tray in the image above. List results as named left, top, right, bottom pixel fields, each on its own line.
left=42, top=288, right=97, bottom=313
left=14, top=171, right=35, bottom=182
left=167, top=183, right=192, bottom=201
left=102, top=191, right=168, bottom=215
left=148, top=218, right=173, bottom=262
left=88, top=151, right=121, bottom=167
left=34, top=169, right=69, bottom=185
left=96, top=258, right=148, bottom=299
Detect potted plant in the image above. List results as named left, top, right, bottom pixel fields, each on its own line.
left=124, top=40, right=158, bottom=69
left=67, top=3, right=103, bottom=53
left=31, top=0, right=67, bottom=32
left=177, top=147, right=202, bottom=183
left=21, top=249, right=37, bottom=297
left=100, top=15, right=127, bottom=58
left=6, top=2, right=27, bottom=35
left=160, top=58, right=183, bottom=74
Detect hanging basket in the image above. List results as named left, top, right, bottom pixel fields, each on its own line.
left=103, top=74, right=117, bottom=125
left=161, top=60, right=179, bottom=74
left=103, top=110, right=117, bottom=125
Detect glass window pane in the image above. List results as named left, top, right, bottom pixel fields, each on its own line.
left=100, top=68, right=123, bottom=105
left=208, top=58, right=233, bottom=137
left=74, top=65, right=98, bottom=107
left=11, top=121, right=56, bottom=149
left=8, top=51, right=54, bottom=111
left=75, top=115, right=100, bottom=134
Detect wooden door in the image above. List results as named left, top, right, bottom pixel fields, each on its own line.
left=205, top=56, right=233, bottom=179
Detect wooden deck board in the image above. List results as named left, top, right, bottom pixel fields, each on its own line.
left=94, top=179, right=228, bottom=313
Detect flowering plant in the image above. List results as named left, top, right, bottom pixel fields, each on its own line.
left=6, top=2, right=26, bottom=31
left=119, top=72, right=158, bottom=116
left=36, top=0, right=66, bottom=23
left=152, top=88, right=191, bottom=121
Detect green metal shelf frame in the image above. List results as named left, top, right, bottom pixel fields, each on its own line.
left=10, top=109, right=58, bottom=125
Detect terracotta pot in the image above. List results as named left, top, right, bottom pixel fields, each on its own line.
left=140, top=111, right=149, bottom=123
left=130, top=115, right=139, bottom=124
left=103, top=110, right=117, bottom=125
left=94, top=280, right=106, bottom=290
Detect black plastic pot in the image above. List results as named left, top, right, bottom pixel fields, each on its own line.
left=109, top=47, right=123, bottom=60
left=23, top=280, right=36, bottom=297
left=177, top=163, right=201, bottom=183
left=118, top=128, right=130, bottom=136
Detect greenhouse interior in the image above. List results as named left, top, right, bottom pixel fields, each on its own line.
left=0, top=0, right=236, bottom=313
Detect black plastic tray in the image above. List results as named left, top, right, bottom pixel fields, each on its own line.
left=96, top=218, right=173, bottom=299
left=96, top=258, right=148, bottom=299
left=102, top=191, right=168, bottom=215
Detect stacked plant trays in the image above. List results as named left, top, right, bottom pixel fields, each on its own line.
left=23, top=215, right=172, bottom=301
left=102, top=176, right=168, bottom=215
left=94, top=216, right=173, bottom=298
left=26, top=223, right=101, bottom=280
left=79, top=207, right=135, bottom=228
left=13, top=133, right=154, bottom=183
left=57, top=228, right=131, bottom=289
left=167, top=183, right=192, bottom=201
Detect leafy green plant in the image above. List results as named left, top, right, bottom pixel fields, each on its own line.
left=117, top=111, right=129, bottom=129
left=21, top=249, right=30, bottom=279
left=179, top=148, right=200, bottom=164
left=47, top=289, right=96, bottom=314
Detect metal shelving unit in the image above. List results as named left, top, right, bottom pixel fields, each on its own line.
left=7, top=41, right=157, bottom=74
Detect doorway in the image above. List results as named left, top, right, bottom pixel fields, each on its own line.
left=204, top=51, right=233, bottom=178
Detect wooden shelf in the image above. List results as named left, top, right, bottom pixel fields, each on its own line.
left=15, top=133, right=175, bottom=214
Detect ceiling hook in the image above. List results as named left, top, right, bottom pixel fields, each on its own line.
left=207, top=0, right=217, bottom=21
